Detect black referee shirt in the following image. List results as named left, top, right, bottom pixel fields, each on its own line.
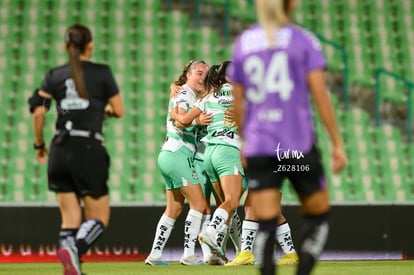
left=40, top=61, right=119, bottom=133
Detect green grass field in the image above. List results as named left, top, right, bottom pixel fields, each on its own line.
left=1, top=261, right=414, bottom=275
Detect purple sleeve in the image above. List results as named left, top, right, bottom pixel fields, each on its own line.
left=226, top=38, right=244, bottom=85
left=303, top=31, right=327, bottom=73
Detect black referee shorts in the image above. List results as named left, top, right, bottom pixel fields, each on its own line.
left=246, top=145, right=326, bottom=196
left=47, top=136, right=110, bottom=198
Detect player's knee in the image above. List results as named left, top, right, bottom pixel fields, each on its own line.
left=301, top=190, right=330, bottom=215
left=224, top=197, right=241, bottom=212
left=190, top=199, right=208, bottom=214
left=165, top=205, right=183, bottom=219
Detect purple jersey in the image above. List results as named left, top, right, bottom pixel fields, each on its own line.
left=227, top=24, right=326, bottom=157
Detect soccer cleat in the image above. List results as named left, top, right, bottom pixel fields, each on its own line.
left=276, top=252, right=299, bottom=265
left=198, top=231, right=226, bottom=260
left=180, top=255, right=206, bottom=266
left=57, top=246, right=81, bottom=275
left=225, top=251, right=255, bottom=266
left=145, top=256, right=169, bottom=266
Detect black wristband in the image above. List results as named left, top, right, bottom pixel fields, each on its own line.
left=33, top=142, right=45, bottom=150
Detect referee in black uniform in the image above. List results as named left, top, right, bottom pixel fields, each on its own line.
left=32, top=24, right=124, bottom=275
left=29, top=88, right=51, bottom=162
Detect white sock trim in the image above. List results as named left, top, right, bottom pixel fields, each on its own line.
left=243, top=220, right=259, bottom=230
left=188, top=209, right=203, bottom=220
left=276, top=222, right=291, bottom=236
left=162, top=214, right=176, bottom=226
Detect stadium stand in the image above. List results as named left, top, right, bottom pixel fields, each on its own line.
left=0, top=0, right=412, bottom=204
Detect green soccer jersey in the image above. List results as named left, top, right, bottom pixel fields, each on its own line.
left=194, top=125, right=208, bottom=160
left=162, top=84, right=197, bottom=152
left=193, top=83, right=241, bottom=149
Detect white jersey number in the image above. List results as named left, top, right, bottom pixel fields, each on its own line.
left=244, top=52, right=294, bottom=104
left=60, top=78, right=89, bottom=110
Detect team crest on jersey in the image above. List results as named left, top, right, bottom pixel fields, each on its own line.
left=61, top=78, right=89, bottom=110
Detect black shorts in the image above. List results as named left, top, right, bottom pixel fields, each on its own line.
left=245, top=145, right=326, bottom=196
left=47, top=135, right=110, bottom=198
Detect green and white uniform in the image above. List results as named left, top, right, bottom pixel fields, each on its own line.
left=193, top=83, right=246, bottom=186
left=193, top=125, right=213, bottom=199
left=158, top=84, right=199, bottom=190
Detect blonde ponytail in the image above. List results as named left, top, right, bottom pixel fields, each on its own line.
left=256, top=0, right=289, bottom=46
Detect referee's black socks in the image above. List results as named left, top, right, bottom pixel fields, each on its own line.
left=75, top=219, right=105, bottom=257
left=296, top=212, right=330, bottom=275
left=254, top=218, right=278, bottom=275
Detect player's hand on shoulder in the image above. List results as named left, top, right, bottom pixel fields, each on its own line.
left=170, top=83, right=182, bottom=98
